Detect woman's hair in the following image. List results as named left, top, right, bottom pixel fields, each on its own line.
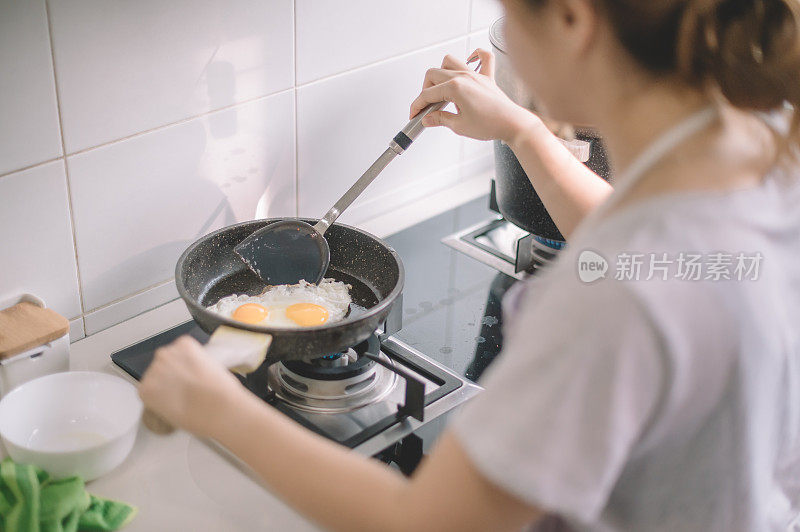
left=526, top=0, right=800, bottom=155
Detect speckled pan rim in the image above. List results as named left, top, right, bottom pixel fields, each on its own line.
left=174, top=218, right=405, bottom=336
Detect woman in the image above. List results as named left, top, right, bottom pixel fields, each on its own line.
left=140, top=0, right=800, bottom=530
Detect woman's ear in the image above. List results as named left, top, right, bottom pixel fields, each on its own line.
left=557, top=0, right=601, bottom=59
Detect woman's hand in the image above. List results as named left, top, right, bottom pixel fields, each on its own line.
left=138, top=335, right=246, bottom=438
left=409, top=49, right=540, bottom=145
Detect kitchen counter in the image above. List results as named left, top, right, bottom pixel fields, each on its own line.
left=36, top=299, right=321, bottom=531
left=2, top=175, right=513, bottom=531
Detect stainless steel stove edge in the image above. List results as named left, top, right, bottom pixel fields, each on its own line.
left=441, top=219, right=528, bottom=281
left=351, top=336, right=483, bottom=457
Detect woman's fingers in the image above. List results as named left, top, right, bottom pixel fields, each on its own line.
left=142, top=336, right=198, bottom=391
left=409, top=51, right=513, bottom=140
left=414, top=51, right=498, bottom=115
left=139, top=333, right=244, bottom=437
left=423, top=67, right=461, bottom=89
left=409, top=80, right=460, bottom=118
left=421, top=110, right=459, bottom=129
left=469, top=48, right=496, bottom=78
left=441, top=53, right=470, bottom=72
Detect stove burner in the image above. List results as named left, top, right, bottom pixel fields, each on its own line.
left=533, top=235, right=566, bottom=251
left=268, top=334, right=397, bottom=413
left=282, top=335, right=380, bottom=380
left=316, top=353, right=347, bottom=368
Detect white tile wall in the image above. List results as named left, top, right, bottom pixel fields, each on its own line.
left=48, top=0, right=294, bottom=153
left=295, top=0, right=470, bottom=84
left=0, top=0, right=62, bottom=175
left=68, top=91, right=296, bottom=311
left=297, top=39, right=466, bottom=225
left=0, top=161, right=81, bottom=319
left=0, top=1, right=496, bottom=336
left=471, top=0, right=504, bottom=31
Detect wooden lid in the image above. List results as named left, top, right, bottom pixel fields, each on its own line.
left=0, top=302, right=69, bottom=360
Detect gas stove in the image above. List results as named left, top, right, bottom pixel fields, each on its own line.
left=111, top=296, right=481, bottom=474
left=110, top=194, right=516, bottom=475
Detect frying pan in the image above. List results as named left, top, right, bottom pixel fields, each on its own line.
left=175, top=217, right=404, bottom=366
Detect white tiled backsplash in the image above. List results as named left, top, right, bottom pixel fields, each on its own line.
left=0, top=0, right=503, bottom=341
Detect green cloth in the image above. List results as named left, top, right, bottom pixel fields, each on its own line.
left=0, top=458, right=136, bottom=532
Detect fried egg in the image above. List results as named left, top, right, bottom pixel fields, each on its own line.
left=207, top=278, right=352, bottom=328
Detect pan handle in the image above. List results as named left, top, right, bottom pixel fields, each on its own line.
left=142, top=326, right=273, bottom=435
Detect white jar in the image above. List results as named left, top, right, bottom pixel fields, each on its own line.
left=0, top=294, right=70, bottom=396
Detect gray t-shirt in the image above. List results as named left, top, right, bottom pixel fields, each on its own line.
left=452, top=166, right=800, bottom=531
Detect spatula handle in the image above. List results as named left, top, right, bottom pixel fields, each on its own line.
left=311, top=101, right=444, bottom=235
left=311, top=59, right=481, bottom=236
left=390, top=101, right=447, bottom=154
left=142, top=409, right=175, bottom=435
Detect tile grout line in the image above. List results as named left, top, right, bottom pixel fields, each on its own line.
left=0, top=92, right=295, bottom=183
left=294, top=89, right=300, bottom=217
left=43, top=0, right=86, bottom=329
left=293, top=0, right=300, bottom=217
left=468, top=0, right=475, bottom=36
left=83, top=277, right=176, bottom=316
left=86, top=296, right=184, bottom=337
left=461, top=1, right=474, bottom=173
left=63, top=86, right=296, bottom=159
left=296, top=33, right=469, bottom=88
left=0, top=155, right=64, bottom=180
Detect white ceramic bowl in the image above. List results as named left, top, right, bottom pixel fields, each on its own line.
left=0, top=371, right=142, bottom=480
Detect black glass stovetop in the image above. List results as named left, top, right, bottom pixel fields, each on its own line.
left=386, top=195, right=515, bottom=381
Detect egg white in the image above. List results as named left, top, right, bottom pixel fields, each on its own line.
left=207, top=278, right=352, bottom=328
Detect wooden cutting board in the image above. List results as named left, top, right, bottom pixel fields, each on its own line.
left=0, top=302, right=69, bottom=360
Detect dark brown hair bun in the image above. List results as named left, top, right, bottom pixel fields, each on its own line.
left=526, top=0, right=800, bottom=150
left=678, top=0, right=800, bottom=112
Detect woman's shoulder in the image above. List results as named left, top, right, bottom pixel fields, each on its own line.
left=567, top=173, right=799, bottom=277
left=518, top=171, right=800, bottom=342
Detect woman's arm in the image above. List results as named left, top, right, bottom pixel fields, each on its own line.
left=221, top=391, right=541, bottom=532
left=410, top=50, right=612, bottom=238
left=507, top=118, right=612, bottom=237
left=139, top=336, right=542, bottom=532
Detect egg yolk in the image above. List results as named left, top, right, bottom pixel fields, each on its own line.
left=232, top=303, right=269, bottom=324
left=286, top=303, right=329, bottom=327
